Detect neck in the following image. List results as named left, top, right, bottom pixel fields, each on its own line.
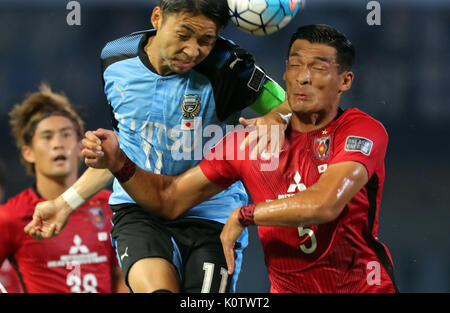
left=35, top=171, right=78, bottom=200
left=291, top=105, right=339, bottom=133
left=145, top=36, right=172, bottom=76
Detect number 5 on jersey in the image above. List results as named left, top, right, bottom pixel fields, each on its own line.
left=298, top=227, right=317, bottom=254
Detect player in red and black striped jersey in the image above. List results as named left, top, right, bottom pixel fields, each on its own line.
left=80, top=25, right=397, bottom=292
left=0, top=188, right=119, bottom=293
left=0, top=85, right=127, bottom=293
left=199, top=107, right=395, bottom=292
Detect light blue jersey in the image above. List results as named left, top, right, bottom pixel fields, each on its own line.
left=101, top=29, right=282, bottom=221
left=101, top=29, right=284, bottom=291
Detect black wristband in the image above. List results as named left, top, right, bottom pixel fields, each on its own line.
left=238, top=204, right=256, bottom=227
left=113, top=155, right=136, bottom=183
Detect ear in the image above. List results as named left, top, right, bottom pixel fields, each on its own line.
left=151, top=6, right=163, bottom=30
left=339, top=71, right=354, bottom=93
left=22, top=145, right=35, bottom=164
left=283, top=61, right=288, bottom=82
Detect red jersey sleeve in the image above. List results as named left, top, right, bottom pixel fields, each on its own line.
left=330, top=114, right=388, bottom=178
left=0, top=204, right=16, bottom=263
left=199, top=130, right=248, bottom=189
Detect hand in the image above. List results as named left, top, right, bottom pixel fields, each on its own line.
left=239, top=112, right=288, bottom=160
left=24, top=197, right=74, bottom=240
left=82, top=128, right=124, bottom=172
left=220, top=208, right=245, bottom=275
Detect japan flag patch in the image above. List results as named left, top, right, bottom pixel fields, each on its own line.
left=181, top=119, right=196, bottom=130
left=318, top=164, right=328, bottom=174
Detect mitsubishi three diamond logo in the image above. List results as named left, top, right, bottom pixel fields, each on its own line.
left=287, top=172, right=307, bottom=193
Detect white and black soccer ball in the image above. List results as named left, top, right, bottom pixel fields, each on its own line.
left=228, top=0, right=305, bottom=35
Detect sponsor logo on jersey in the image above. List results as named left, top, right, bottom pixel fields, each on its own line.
left=276, top=171, right=307, bottom=200
left=47, top=235, right=107, bottom=268
left=120, top=247, right=129, bottom=262
left=345, top=136, right=373, bottom=156
left=113, top=82, right=129, bottom=100
left=181, top=94, right=201, bottom=118
left=314, top=136, right=331, bottom=160
left=229, top=51, right=244, bottom=70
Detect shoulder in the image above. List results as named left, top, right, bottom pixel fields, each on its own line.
left=195, top=36, right=255, bottom=74
left=194, top=37, right=266, bottom=121
left=223, top=128, right=252, bottom=147
left=89, top=190, right=112, bottom=203
left=338, top=108, right=388, bottom=139
left=0, top=188, right=37, bottom=221
left=202, top=37, right=241, bottom=68
left=333, top=108, right=388, bottom=159
left=77, top=190, right=112, bottom=219
left=208, top=128, right=252, bottom=158
left=101, top=29, right=154, bottom=71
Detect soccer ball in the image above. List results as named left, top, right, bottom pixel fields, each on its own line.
left=228, top=0, right=305, bottom=35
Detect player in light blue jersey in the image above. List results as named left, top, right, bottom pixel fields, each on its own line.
left=25, top=0, right=290, bottom=293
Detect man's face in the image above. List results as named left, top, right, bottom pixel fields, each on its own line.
left=152, top=8, right=220, bottom=74
left=283, top=39, right=353, bottom=115
left=22, top=115, right=81, bottom=179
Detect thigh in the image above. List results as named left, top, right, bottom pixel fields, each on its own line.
left=182, top=240, right=231, bottom=293
left=128, top=257, right=180, bottom=293
left=169, top=218, right=232, bottom=293
left=110, top=204, right=180, bottom=290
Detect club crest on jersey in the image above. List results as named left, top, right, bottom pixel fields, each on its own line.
left=181, top=94, right=201, bottom=118
left=89, top=207, right=105, bottom=229
left=314, top=136, right=331, bottom=160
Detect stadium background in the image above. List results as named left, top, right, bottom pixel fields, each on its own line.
left=0, top=0, right=448, bottom=292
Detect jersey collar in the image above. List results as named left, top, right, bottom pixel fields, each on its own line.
left=138, top=29, right=158, bottom=74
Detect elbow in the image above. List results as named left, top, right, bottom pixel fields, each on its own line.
left=157, top=190, right=183, bottom=220
left=140, top=203, right=181, bottom=220
left=312, top=200, right=343, bottom=225
left=135, top=194, right=179, bottom=221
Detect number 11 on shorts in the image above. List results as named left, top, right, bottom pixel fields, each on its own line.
left=201, top=262, right=228, bottom=293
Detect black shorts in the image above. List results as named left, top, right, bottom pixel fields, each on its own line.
left=110, top=203, right=243, bottom=293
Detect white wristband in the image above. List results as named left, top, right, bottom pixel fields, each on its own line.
left=61, top=187, right=85, bottom=211
left=277, top=112, right=292, bottom=124
left=0, top=281, right=7, bottom=293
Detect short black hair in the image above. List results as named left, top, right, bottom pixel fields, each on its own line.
left=158, top=0, right=230, bottom=28
left=288, top=24, right=355, bottom=73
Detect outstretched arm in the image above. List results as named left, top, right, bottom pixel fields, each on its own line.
left=82, top=129, right=224, bottom=220
left=24, top=167, right=113, bottom=240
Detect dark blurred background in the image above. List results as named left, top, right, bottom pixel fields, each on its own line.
left=0, top=0, right=449, bottom=292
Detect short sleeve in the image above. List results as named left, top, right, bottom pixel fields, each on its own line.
left=199, top=130, right=248, bottom=189
left=194, top=38, right=271, bottom=121
left=330, top=116, right=388, bottom=179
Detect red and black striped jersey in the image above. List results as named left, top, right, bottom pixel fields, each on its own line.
left=0, top=188, right=118, bottom=293
left=200, top=108, right=397, bottom=293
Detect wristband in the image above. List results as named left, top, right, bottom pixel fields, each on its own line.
left=61, top=187, right=85, bottom=211
left=277, top=112, right=292, bottom=124
left=113, top=155, right=137, bottom=183
left=238, top=204, right=256, bottom=227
